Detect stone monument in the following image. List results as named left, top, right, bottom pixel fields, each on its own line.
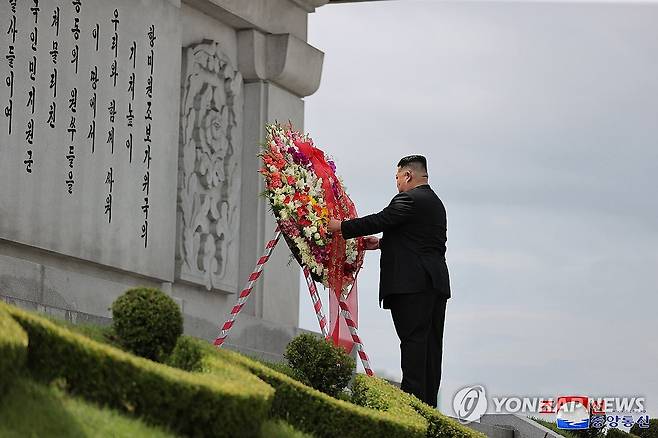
left=0, top=0, right=340, bottom=361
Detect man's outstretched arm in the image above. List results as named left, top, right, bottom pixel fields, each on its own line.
left=338, top=192, right=415, bottom=239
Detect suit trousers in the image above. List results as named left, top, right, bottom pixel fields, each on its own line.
left=385, top=290, right=447, bottom=407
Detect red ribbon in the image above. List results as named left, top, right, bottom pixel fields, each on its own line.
left=295, top=140, right=362, bottom=352
left=295, top=141, right=340, bottom=216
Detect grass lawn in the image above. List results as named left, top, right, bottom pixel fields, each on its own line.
left=4, top=310, right=476, bottom=438
left=42, top=316, right=117, bottom=346
left=0, top=377, right=312, bottom=438
left=0, top=378, right=176, bottom=438
left=260, top=420, right=314, bottom=438
left=4, top=314, right=313, bottom=438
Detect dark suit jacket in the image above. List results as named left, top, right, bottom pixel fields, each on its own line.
left=341, top=184, right=451, bottom=306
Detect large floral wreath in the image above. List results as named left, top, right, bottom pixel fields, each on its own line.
left=259, top=123, right=364, bottom=296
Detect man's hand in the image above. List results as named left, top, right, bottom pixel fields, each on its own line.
left=363, top=236, right=380, bottom=250
left=328, top=218, right=342, bottom=234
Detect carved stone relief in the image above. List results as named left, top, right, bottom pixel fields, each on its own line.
left=177, top=41, right=242, bottom=292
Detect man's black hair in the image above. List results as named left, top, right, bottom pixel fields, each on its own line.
left=397, top=155, right=428, bottom=174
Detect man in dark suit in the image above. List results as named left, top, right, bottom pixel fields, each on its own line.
left=328, top=155, right=450, bottom=408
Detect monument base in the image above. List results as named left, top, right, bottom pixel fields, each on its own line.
left=0, top=238, right=306, bottom=363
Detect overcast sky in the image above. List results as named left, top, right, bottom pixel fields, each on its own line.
left=298, top=0, right=658, bottom=418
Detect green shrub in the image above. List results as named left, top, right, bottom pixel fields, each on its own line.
left=256, top=359, right=312, bottom=387
left=569, top=427, right=605, bottom=438
left=284, top=333, right=354, bottom=398
left=530, top=417, right=583, bottom=438
left=352, top=374, right=484, bottom=438
left=630, top=419, right=658, bottom=438
left=1, top=302, right=273, bottom=438
left=166, top=335, right=203, bottom=372
left=111, top=287, right=183, bottom=362
left=0, top=306, right=28, bottom=397
left=607, top=428, right=640, bottom=437
left=204, top=346, right=427, bottom=438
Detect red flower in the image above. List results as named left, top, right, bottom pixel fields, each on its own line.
left=270, top=172, right=283, bottom=189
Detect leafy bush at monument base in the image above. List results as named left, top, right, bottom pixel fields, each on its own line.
left=352, top=374, right=483, bottom=438
left=111, top=287, right=183, bottom=362
left=0, top=302, right=274, bottom=438
left=631, top=419, right=658, bottom=438
left=166, top=335, right=204, bottom=372
left=284, top=332, right=355, bottom=398
left=0, top=306, right=28, bottom=397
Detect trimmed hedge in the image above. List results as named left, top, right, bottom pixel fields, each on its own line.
left=204, top=346, right=427, bottom=438
left=0, top=302, right=274, bottom=438
left=202, top=343, right=484, bottom=438
left=352, top=374, right=427, bottom=424
left=415, top=397, right=485, bottom=438
left=352, top=374, right=485, bottom=438
left=0, top=306, right=28, bottom=396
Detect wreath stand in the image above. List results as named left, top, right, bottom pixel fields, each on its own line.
left=213, top=226, right=374, bottom=376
